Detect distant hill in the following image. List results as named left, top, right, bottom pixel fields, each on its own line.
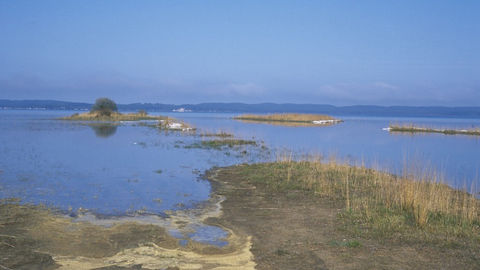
left=1, top=99, right=480, bottom=118
left=0, top=99, right=91, bottom=111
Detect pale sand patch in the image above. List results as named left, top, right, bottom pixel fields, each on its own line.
left=54, top=236, right=255, bottom=270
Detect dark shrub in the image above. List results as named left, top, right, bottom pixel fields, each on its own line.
left=91, top=98, right=118, bottom=116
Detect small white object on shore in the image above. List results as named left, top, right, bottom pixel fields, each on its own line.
left=312, top=119, right=341, bottom=125
left=167, top=122, right=194, bottom=131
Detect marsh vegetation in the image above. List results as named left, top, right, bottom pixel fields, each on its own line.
left=197, top=130, right=234, bottom=138
left=224, top=158, right=479, bottom=247
left=185, top=139, right=257, bottom=150
left=389, top=123, right=480, bottom=136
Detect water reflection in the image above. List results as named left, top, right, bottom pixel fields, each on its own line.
left=90, top=123, right=118, bottom=138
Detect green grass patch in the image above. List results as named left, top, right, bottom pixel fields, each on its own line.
left=328, top=239, right=361, bottom=248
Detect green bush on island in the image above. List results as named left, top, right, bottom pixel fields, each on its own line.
left=91, top=97, right=118, bottom=116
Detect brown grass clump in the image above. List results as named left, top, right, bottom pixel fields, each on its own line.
left=234, top=113, right=342, bottom=126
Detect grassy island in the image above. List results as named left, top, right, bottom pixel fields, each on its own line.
left=59, top=98, right=195, bottom=131
left=207, top=159, right=480, bottom=269
left=61, top=111, right=194, bottom=131
left=59, top=111, right=168, bottom=121
left=234, top=113, right=342, bottom=126
left=389, top=124, right=480, bottom=136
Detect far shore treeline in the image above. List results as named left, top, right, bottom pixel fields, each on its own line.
left=2, top=99, right=480, bottom=118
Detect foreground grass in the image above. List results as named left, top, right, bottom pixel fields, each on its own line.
left=234, top=113, right=342, bottom=126
left=230, top=160, right=480, bottom=247
left=389, top=124, right=480, bottom=136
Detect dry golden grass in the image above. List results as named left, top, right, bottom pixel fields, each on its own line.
left=234, top=113, right=342, bottom=126
left=235, top=156, right=479, bottom=234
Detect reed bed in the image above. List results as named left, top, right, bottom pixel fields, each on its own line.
left=234, top=113, right=342, bottom=126
left=389, top=123, right=480, bottom=136
left=234, top=156, right=479, bottom=238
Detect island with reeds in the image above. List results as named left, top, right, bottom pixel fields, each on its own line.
left=234, top=113, right=343, bottom=126
left=60, top=97, right=194, bottom=131
left=388, top=123, right=480, bottom=136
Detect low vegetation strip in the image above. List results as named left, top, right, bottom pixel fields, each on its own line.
left=234, top=113, right=342, bottom=126
left=222, top=160, right=479, bottom=249
left=389, top=124, right=480, bottom=136
left=59, top=111, right=168, bottom=121
left=197, top=130, right=234, bottom=138
left=185, top=139, right=257, bottom=150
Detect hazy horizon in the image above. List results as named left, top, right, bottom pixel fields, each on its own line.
left=1, top=1, right=479, bottom=106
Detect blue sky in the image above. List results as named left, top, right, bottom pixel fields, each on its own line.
left=0, top=1, right=479, bottom=105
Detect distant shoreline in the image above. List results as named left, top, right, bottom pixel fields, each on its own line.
left=2, top=99, right=480, bottom=118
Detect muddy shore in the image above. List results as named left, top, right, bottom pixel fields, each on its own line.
left=1, top=164, right=478, bottom=269
left=0, top=198, right=254, bottom=270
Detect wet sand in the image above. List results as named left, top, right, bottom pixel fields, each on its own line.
left=0, top=197, right=254, bottom=270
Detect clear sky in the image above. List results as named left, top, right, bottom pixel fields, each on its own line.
left=1, top=0, right=479, bottom=105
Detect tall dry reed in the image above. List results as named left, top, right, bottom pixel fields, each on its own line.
left=269, top=155, right=478, bottom=227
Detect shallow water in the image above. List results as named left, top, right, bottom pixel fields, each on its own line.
left=0, top=110, right=479, bottom=245
left=178, top=113, right=480, bottom=191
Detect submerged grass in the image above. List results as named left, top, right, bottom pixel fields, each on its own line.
left=389, top=123, right=480, bottom=136
left=197, top=130, right=234, bottom=138
left=230, top=158, right=480, bottom=246
left=234, top=113, right=342, bottom=126
left=185, top=139, right=257, bottom=150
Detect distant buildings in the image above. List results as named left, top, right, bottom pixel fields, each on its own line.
left=172, top=107, right=192, bottom=112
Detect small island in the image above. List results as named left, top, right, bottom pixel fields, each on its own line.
left=60, top=97, right=194, bottom=131
left=234, top=113, right=342, bottom=127
left=388, top=124, right=480, bottom=136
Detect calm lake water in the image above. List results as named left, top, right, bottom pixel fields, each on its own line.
left=0, top=110, right=479, bottom=243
